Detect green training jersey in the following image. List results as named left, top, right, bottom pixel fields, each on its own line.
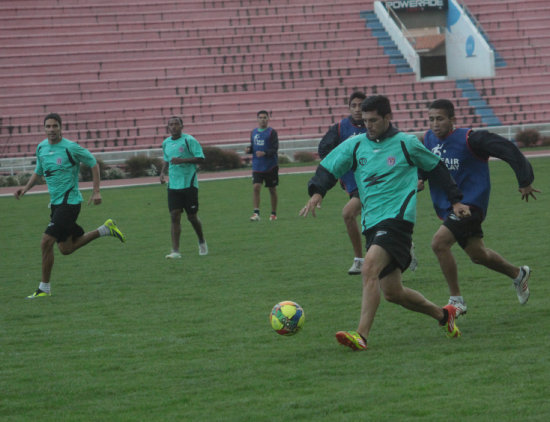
left=320, top=131, right=440, bottom=231
left=162, top=134, right=204, bottom=189
left=34, top=138, right=97, bottom=205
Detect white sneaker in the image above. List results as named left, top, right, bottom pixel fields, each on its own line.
left=514, top=265, right=530, bottom=305
left=448, top=297, right=467, bottom=316
left=250, top=213, right=260, bottom=221
left=165, top=251, right=182, bottom=259
left=348, top=258, right=363, bottom=275
left=409, top=242, right=418, bottom=272
left=199, top=242, right=208, bottom=256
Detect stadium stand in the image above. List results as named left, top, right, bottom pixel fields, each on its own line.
left=0, top=0, right=549, bottom=160
left=462, top=0, right=550, bottom=124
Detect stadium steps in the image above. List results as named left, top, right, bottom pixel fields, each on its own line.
left=456, top=80, right=502, bottom=126
left=359, top=10, right=414, bottom=74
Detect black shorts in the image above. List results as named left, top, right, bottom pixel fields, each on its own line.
left=365, top=219, right=414, bottom=278
left=443, top=207, right=484, bottom=249
left=252, top=166, right=279, bottom=188
left=45, top=203, right=85, bottom=243
left=168, top=187, right=199, bottom=215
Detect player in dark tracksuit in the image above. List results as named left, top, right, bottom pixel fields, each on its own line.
left=318, top=91, right=367, bottom=274
left=420, top=99, right=539, bottom=314
left=246, top=110, right=279, bottom=221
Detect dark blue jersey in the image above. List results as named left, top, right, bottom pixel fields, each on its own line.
left=250, top=127, right=278, bottom=172
left=424, top=128, right=490, bottom=219
left=319, top=116, right=366, bottom=194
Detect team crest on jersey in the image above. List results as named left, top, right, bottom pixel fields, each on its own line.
left=179, top=146, right=184, bottom=153
left=56, top=157, right=62, bottom=165
left=387, top=156, right=396, bottom=166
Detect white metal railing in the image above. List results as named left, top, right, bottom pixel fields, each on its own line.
left=1, top=124, right=549, bottom=175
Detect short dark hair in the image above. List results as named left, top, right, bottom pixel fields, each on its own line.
left=348, top=91, right=366, bottom=105
left=168, top=116, right=183, bottom=125
left=44, top=113, right=62, bottom=126
left=428, top=99, right=455, bottom=118
left=361, top=95, right=392, bottom=116
left=257, top=110, right=269, bottom=117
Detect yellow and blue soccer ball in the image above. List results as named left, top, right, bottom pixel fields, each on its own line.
left=270, top=301, right=305, bottom=336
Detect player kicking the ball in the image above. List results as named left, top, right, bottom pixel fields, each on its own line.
left=300, top=96, right=468, bottom=350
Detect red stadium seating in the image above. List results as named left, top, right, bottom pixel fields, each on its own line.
left=1, top=0, right=549, bottom=158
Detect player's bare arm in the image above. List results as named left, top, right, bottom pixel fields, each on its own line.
left=299, top=193, right=323, bottom=217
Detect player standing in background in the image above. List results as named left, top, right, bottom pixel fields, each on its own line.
left=14, top=113, right=126, bottom=299
left=420, top=99, right=539, bottom=314
left=318, top=91, right=367, bottom=275
left=160, top=116, right=208, bottom=259
left=245, top=110, right=279, bottom=221
left=300, top=96, right=470, bottom=351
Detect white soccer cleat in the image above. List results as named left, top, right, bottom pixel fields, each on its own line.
left=198, top=242, right=208, bottom=256
left=348, top=257, right=363, bottom=275
left=514, top=265, right=531, bottom=305
left=448, top=297, right=467, bottom=317
left=165, top=251, right=182, bottom=259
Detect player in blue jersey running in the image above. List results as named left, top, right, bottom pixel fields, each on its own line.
left=318, top=91, right=367, bottom=274
left=245, top=110, right=279, bottom=221
left=14, top=113, right=126, bottom=299
left=300, top=96, right=470, bottom=350
left=420, top=99, right=539, bottom=313
left=160, top=116, right=208, bottom=259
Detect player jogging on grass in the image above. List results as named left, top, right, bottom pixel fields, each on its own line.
left=14, top=113, right=126, bottom=299
left=160, top=116, right=208, bottom=259
left=300, top=95, right=470, bottom=351
left=420, top=99, right=539, bottom=314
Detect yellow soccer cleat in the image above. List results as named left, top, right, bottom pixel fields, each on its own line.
left=26, top=289, right=51, bottom=299
left=442, top=305, right=461, bottom=338
left=335, top=330, right=368, bottom=351
left=104, top=219, right=126, bottom=243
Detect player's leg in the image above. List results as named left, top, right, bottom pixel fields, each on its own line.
left=184, top=187, right=207, bottom=255
left=187, top=213, right=205, bottom=243
left=266, top=167, right=278, bottom=220
left=252, top=183, right=261, bottom=209
left=268, top=186, right=277, bottom=219
left=464, top=237, right=518, bottom=278
left=250, top=173, right=262, bottom=220
left=40, top=233, right=56, bottom=284
left=58, top=230, right=99, bottom=255
left=356, top=244, right=387, bottom=339
left=464, top=237, right=530, bottom=304
left=431, top=224, right=460, bottom=296
left=343, top=196, right=363, bottom=274
left=170, top=209, right=182, bottom=252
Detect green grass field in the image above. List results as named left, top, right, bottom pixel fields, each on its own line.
left=2, top=158, right=549, bottom=421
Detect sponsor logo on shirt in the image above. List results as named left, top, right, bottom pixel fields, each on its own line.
left=254, top=134, right=264, bottom=146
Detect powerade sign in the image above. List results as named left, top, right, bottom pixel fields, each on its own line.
left=385, top=0, right=448, bottom=11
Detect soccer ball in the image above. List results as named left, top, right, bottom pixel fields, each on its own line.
left=270, top=301, right=305, bottom=336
